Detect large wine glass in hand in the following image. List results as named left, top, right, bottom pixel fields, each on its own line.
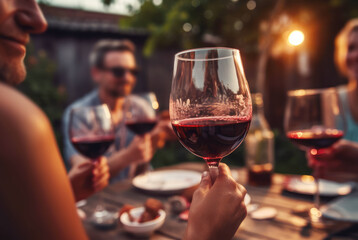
left=170, top=48, right=252, bottom=181
left=284, top=88, right=346, bottom=225
left=70, top=104, right=116, bottom=226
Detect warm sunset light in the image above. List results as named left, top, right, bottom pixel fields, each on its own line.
left=288, top=30, right=305, bottom=46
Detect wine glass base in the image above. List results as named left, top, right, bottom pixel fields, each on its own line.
left=90, top=209, right=119, bottom=229
left=292, top=205, right=335, bottom=229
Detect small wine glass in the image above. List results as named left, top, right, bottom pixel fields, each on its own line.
left=124, top=92, right=159, bottom=136
left=284, top=88, right=346, bottom=225
left=124, top=93, right=159, bottom=176
left=69, top=104, right=117, bottom=227
left=169, top=47, right=252, bottom=181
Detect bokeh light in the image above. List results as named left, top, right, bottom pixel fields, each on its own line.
left=288, top=30, right=304, bottom=46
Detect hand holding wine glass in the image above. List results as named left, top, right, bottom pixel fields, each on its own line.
left=284, top=88, right=346, bottom=224
left=170, top=48, right=252, bottom=181
left=68, top=156, right=110, bottom=202
left=184, top=163, right=247, bottom=240
left=69, top=104, right=116, bottom=226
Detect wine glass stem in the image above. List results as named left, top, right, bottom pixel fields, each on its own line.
left=313, top=169, right=320, bottom=210
left=208, top=166, right=219, bottom=182
left=206, top=158, right=221, bottom=182
left=95, top=192, right=105, bottom=212
left=93, top=158, right=106, bottom=216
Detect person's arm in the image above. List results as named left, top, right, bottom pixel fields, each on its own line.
left=0, top=84, right=87, bottom=239
left=107, top=134, right=154, bottom=178
left=184, top=163, right=247, bottom=240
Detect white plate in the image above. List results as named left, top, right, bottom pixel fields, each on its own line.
left=284, top=176, right=355, bottom=197
left=321, top=192, right=358, bottom=222
left=132, top=170, right=202, bottom=195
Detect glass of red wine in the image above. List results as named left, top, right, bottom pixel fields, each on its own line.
left=170, top=48, right=252, bottom=181
left=69, top=104, right=116, bottom=227
left=284, top=88, right=346, bottom=225
left=124, top=92, right=159, bottom=135
left=124, top=92, right=159, bottom=176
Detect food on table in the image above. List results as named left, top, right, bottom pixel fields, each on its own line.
left=119, top=198, right=163, bottom=223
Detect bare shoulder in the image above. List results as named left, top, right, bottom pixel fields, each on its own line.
left=0, top=83, right=50, bottom=128
left=0, top=83, right=88, bottom=240
left=0, top=83, right=53, bottom=158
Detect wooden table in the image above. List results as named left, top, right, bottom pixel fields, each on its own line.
left=80, top=163, right=355, bottom=240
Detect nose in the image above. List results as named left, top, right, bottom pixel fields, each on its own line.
left=15, top=1, right=48, bottom=34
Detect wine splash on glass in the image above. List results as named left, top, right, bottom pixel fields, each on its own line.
left=284, top=88, right=346, bottom=225
left=70, top=104, right=116, bottom=227
left=170, top=47, right=252, bottom=181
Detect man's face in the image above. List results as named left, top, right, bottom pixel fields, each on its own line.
left=0, top=0, right=47, bottom=85
left=93, top=51, right=137, bottom=98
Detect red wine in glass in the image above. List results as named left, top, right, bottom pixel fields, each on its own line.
left=284, top=88, right=346, bottom=225
left=71, top=135, right=115, bottom=160
left=126, top=119, right=158, bottom=135
left=170, top=48, right=252, bottom=181
left=287, top=129, right=344, bottom=150
left=172, top=116, right=251, bottom=166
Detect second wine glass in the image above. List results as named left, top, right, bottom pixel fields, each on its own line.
left=170, top=47, right=252, bottom=181
left=69, top=104, right=117, bottom=227
left=284, top=88, right=346, bottom=225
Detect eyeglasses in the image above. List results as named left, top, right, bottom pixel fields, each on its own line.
left=101, top=66, right=139, bottom=78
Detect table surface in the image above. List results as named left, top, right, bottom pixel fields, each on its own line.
left=80, top=163, right=355, bottom=240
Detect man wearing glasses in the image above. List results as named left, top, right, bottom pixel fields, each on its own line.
left=62, top=39, right=158, bottom=182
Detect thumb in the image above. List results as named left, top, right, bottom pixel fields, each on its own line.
left=198, top=171, right=212, bottom=192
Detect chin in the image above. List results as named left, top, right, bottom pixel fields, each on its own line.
left=0, top=60, right=26, bottom=85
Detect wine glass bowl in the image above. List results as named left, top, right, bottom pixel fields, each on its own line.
left=70, top=104, right=115, bottom=160
left=170, top=47, right=252, bottom=180
left=124, top=93, right=159, bottom=135
left=284, top=87, right=346, bottom=224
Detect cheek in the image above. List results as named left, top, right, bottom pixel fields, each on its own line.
left=346, top=53, right=355, bottom=68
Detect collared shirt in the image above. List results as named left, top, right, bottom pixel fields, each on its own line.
left=62, top=90, right=134, bottom=182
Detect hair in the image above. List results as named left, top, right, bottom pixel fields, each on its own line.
left=335, top=19, right=358, bottom=77
left=89, top=39, right=136, bottom=68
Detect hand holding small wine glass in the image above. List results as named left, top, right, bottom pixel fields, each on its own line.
left=170, top=48, right=252, bottom=181
left=69, top=104, right=116, bottom=226
left=284, top=88, right=346, bottom=224
left=68, top=156, right=110, bottom=202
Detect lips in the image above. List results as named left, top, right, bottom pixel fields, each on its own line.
left=0, top=34, right=28, bottom=46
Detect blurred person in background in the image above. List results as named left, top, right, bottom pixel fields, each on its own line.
left=309, top=19, right=358, bottom=181
left=62, top=39, right=174, bottom=182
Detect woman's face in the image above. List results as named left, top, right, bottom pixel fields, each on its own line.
left=346, top=30, right=358, bottom=81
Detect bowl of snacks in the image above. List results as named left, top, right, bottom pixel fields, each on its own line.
left=119, top=198, right=166, bottom=237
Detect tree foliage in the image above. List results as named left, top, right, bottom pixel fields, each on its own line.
left=120, top=0, right=358, bottom=56
left=19, top=44, right=66, bottom=148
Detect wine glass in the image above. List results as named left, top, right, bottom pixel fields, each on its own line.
left=284, top=88, right=346, bottom=225
left=69, top=104, right=117, bottom=226
left=124, top=93, right=159, bottom=176
left=169, top=47, right=252, bottom=181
